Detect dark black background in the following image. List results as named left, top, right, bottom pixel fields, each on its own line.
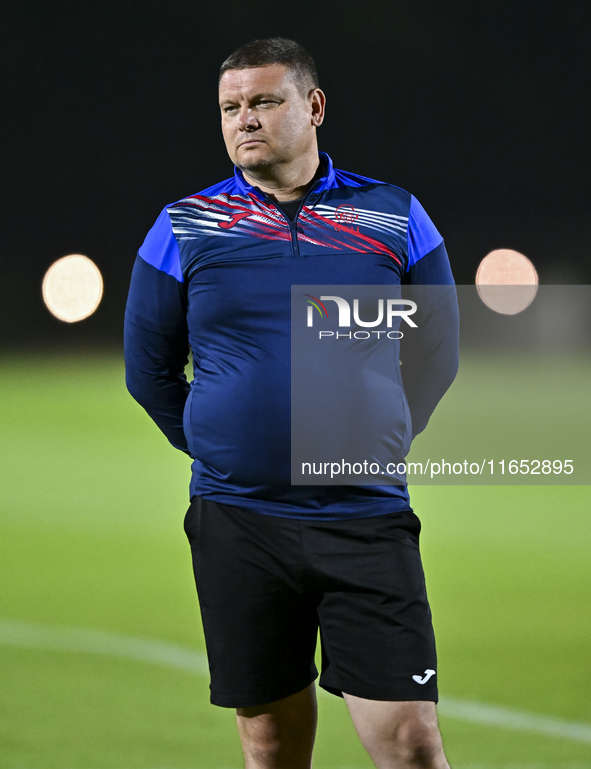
left=2, top=0, right=590, bottom=349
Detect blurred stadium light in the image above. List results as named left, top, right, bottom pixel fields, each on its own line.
left=42, top=254, right=103, bottom=323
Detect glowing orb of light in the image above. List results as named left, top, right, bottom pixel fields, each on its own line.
left=475, top=249, right=538, bottom=315
left=42, top=254, right=104, bottom=323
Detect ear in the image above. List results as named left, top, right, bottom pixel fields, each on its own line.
left=309, top=88, right=326, bottom=127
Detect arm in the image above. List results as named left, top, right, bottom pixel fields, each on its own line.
left=400, top=196, right=460, bottom=438
left=124, top=208, right=191, bottom=453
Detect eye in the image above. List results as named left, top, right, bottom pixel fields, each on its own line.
left=223, top=105, right=239, bottom=114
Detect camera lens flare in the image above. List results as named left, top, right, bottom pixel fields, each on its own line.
left=475, top=249, right=538, bottom=315
left=42, top=254, right=104, bottom=323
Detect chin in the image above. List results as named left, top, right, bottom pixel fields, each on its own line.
left=237, top=156, right=275, bottom=172
left=236, top=146, right=278, bottom=170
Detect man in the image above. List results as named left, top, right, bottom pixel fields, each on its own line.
left=125, top=38, right=458, bottom=769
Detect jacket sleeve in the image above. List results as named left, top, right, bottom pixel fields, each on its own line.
left=124, top=207, right=191, bottom=453
left=400, top=196, right=460, bottom=438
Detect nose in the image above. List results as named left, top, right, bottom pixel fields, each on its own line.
left=237, top=106, right=260, bottom=132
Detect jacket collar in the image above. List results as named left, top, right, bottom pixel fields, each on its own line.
left=233, top=151, right=336, bottom=199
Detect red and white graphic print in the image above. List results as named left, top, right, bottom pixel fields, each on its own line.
left=168, top=194, right=406, bottom=265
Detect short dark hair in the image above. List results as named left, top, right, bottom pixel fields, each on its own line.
left=219, top=37, right=319, bottom=95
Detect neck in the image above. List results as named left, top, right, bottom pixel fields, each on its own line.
left=241, top=149, right=321, bottom=202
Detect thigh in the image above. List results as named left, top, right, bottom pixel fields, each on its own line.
left=309, top=511, right=438, bottom=702
left=184, top=497, right=319, bottom=708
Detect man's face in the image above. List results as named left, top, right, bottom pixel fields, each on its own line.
left=219, top=64, right=322, bottom=174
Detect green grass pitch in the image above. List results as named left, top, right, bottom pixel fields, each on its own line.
left=0, top=352, right=590, bottom=768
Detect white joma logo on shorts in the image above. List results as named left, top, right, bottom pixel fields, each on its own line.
left=412, top=669, right=436, bottom=685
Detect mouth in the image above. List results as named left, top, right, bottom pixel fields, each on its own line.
left=239, top=139, right=266, bottom=148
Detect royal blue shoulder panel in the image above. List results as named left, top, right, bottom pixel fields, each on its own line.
left=196, top=175, right=239, bottom=198
left=138, top=206, right=184, bottom=282
left=407, top=195, right=443, bottom=269
left=330, top=168, right=387, bottom=189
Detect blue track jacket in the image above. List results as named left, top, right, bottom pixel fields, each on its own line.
left=124, top=153, right=459, bottom=519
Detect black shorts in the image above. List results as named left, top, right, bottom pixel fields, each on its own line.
left=184, top=497, right=438, bottom=708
